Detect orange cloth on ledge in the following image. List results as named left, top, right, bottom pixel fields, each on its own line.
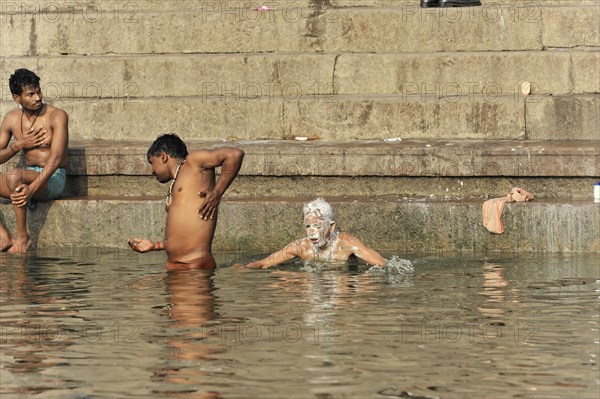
left=482, top=187, right=535, bottom=234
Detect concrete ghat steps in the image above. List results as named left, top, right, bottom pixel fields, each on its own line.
left=62, top=139, right=600, bottom=177
left=0, top=0, right=598, bottom=255
left=0, top=196, right=598, bottom=253
left=1, top=3, right=597, bottom=142
left=1, top=5, right=598, bottom=56
left=4, top=0, right=597, bottom=14
left=1, top=94, right=598, bottom=141
left=1, top=139, right=598, bottom=198
left=2, top=52, right=598, bottom=98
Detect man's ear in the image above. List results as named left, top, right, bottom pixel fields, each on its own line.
left=159, top=151, right=169, bottom=164
left=328, top=221, right=336, bottom=235
left=12, top=94, right=21, bottom=106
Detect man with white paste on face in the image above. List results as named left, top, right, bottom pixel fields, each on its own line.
left=246, top=198, right=386, bottom=269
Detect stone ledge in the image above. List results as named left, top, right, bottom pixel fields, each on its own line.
left=2, top=139, right=597, bottom=177
left=2, top=51, right=597, bottom=98
left=36, top=139, right=600, bottom=178
left=1, top=0, right=596, bottom=14
left=0, top=196, right=597, bottom=252
left=2, top=5, right=597, bottom=56
left=3, top=94, right=597, bottom=141
left=60, top=175, right=598, bottom=199
left=3, top=140, right=596, bottom=198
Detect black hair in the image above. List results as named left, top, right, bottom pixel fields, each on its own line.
left=147, top=133, right=189, bottom=160
left=9, top=68, right=41, bottom=96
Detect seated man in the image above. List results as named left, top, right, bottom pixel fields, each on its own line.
left=246, top=198, right=386, bottom=269
left=128, top=133, right=244, bottom=270
left=0, top=68, right=69, bottom=253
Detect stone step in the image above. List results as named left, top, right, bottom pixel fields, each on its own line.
left=45, top=139, right=600, bottom=177
left=58, top=174, right=600, bottom=200
left=2, top=51, right=598, bottom=100
left=2, top=94, right=597, bottom=141
left=0, top=196, right=597, bottom=252
left=1, top=5, right=597, bottom=56
left=3, top=0, right=597, bottom=14
left=1, top=139, right=597, bottom=198
left=60, top=175, right=598, bottom=200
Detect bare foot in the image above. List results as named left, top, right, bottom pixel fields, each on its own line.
left=7, top=237, right=32, bottom=253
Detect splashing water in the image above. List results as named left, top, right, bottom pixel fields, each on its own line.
left=387, top=256, right=415, bottom=273
left=368, top=256, right=414, bottom=284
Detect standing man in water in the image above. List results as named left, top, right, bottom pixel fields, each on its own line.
left=128, top=133, right=244, bottom=269
left=0, top=68, right=69, bottom=253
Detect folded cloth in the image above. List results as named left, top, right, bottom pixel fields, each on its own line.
left=483, top=187, right=534, bottom=234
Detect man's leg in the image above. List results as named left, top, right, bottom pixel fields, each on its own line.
left=5, top=168, right=48, bottom=253
left=0, top=172, right=15, bottom=251
left=0, top=220, right=11, bottom=251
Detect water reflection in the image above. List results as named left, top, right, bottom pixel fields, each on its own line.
left=477, top=262, right=509, bottom=318
left=0, top=255, right=88, bottom=396
left=152, top=269, right=223, bottom=399
left=264, top=266, right=381, bottom=340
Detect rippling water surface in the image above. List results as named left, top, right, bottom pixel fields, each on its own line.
left=1, top=249, right=598, bottom=399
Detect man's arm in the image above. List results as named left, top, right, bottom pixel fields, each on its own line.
left=0, top=113, right=19, bottom=165
left=0, top=113, right=47, bottom=164
left=128, top=238, right=163, bottom=253
left=0, top=114, right=14, bottom=164
left=188, top=146, right=245, bottom=220
left=247, top=241, right=301, bottom=269
left=343, top=233, right=387, bottom=266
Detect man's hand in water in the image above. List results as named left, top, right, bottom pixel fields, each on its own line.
left=198, top=190, right=222, bottom=220
left=128, top=238, right=156, bottom=253
left=231, top=262, right=267, bottom=270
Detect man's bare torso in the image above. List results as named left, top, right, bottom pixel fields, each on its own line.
left=7, top=105, right=68, bottom=168
left=164, top=159, right=216, bottom=262
left=293, top=233, right=358, bottom=262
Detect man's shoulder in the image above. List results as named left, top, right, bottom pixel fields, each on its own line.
left=287, top=238, right=310, bottom=249
left=46, top=105, right=68, bottom=118
left=187, top=148, right=210, bottom=157
left=186, top=147, right=211, bottom=156
left=2, top=108, right=20, bottom=120
left=338, top=232, right=361, bottom=244
left=1, top=109, right=20, bottom=133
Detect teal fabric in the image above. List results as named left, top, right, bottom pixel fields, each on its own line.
left=24, top=166, right=66, bottom=200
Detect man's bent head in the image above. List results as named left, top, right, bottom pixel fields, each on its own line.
left=147, top=133, right=189, bottom=161
left=147, top=134, right=189, bottom=183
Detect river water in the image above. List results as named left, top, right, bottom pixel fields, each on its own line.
left=1, top=249, right=598, bottom=398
